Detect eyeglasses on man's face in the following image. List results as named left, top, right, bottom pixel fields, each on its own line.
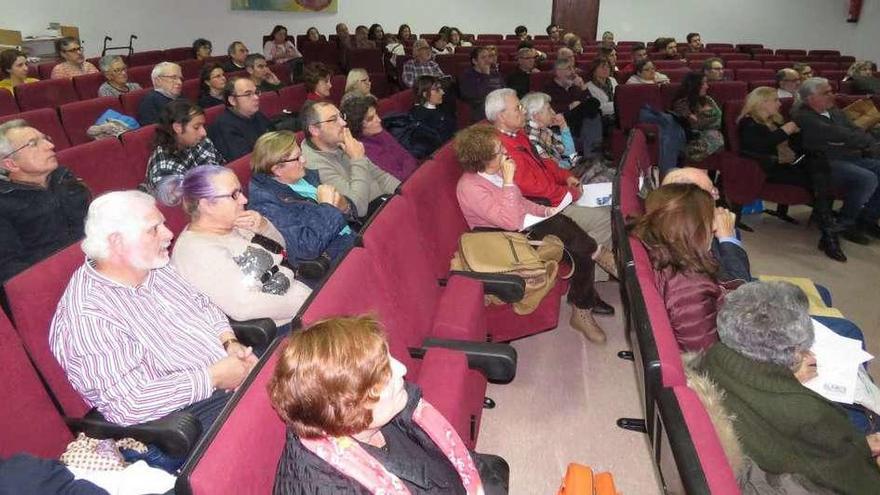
left=315, top=112, right=346, bottom=125
left=232, top=90, right=262, bottom=98
left=159, top=74, right=183, bottom=81
left=63, top=46, right=83, bottom=53
left=1, top=135, right=53, bottom=159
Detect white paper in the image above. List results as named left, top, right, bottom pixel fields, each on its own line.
left=803, top=318, right=873, bottom=404
left=575, top=182, right=613, bottom=207
left=522, top=191, right=573, bottom=230
left=69, top=461, right=176, bottom=495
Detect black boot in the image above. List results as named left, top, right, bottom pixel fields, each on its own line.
left=815, top=203, right=847, bottom=262
left=818, top=231, right=847, bottom=262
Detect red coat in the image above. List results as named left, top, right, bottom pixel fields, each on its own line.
left=498, top=131, right=581, bottom=206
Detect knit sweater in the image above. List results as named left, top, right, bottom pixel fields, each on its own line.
left=456, top=172, right=551, bottom=231
left=360, top=130, right=419, bottom=181
left=702, top=343, right=880, bottom=494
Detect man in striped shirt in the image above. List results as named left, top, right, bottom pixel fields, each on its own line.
left=49, top=191, right=256, bottom=436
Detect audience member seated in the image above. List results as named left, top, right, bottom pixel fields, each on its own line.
left=454, top=125, right=613, bottom=342
left=699, top=281, right=880, bottom=494
left=702, top=57, right=725, bottom=82
left=448, top=27, right=472, bottom=49
left=672, top=72, right=724, bottom=163
left=626, top=58, right=670, bottom=85
left=264, top=25, right=302, bottom=65
left=162, top=165, right=311, bottom=327
left=776, top=68, right=802, bottom=101
left=431, top=34, right=454, bottom=56
left=246, top=53, right=284, bottom=92
left=335, top=23, right=352, bottom=51
left=49, top=190, right=256, bottom=469
left=521, top=92, right=579, bottom=170
left=684, top=32, right=704, bottom=53
left=546, top=24, right=562, bottom=44
left=97, top=55, right=141, bottom=97
left=208, top=76, right=274, bottom=161
left=597, top=46, right=619, bottom=74
left=342, top=95, right=418, bottom=181
left=737, top=87, right=845, bottom=261
left=506, top=47, right=539, bottom=98
left=303, top=62, right=333, bottom=102
left=561, top=33, right=584, bottom=55
left=486, top=89, right=616, bottom=276
left=223, top=41, right=250, bottom=72
left=138, top=62, right=185, bottom=126
left=192, top=38, right=213, bottom=60
left=514, top=25, right=531, bottom=42
left=0, top=120, right=90, bottom=283
left=198, top=63, right=227, bottom=109
left=585, top=58, right=618, bottom=125
left=620, top=42, right=648, bottom=75
left=794, top=77, right=880, bottom=243
left=409, top=75, right=457, bottom=155
left=384, top=34, right=406, bottom=69
left=301, top=100, right=399, bottom=219
left=50, top=37, right=99, bottom=79
left=847, top=60, right=880, bottom=95
left=0, top=49, right=37, bottom=95
left=269, top=315, right=504, bottom=494
left=353, top=25, right=376, bottom=50
left=304, top=27, right=321, bottom=43
left=544, top=59, right=605, bottom=158
left=460, top=46, right=506, bottom=122
left=630, top=183, right=743, bottom=351
left=248, top=131, right=356, bottom=266
left=654, top=37, right=686, bottom=62
left=792, top=62, right=814, bottom=82
left=401, top=39, right=445, bottom=89
left=600, top=31, right=615, bottom=49
left=145, top=100, right=225, bottom=189
left=368, top=24, right=385, bottom=45
left=340, top=68, right=372, bottom=105
left=397, top=24, right=414, bottom=44
left=556, top=47, right=576, bottom=67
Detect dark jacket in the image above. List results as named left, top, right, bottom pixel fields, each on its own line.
left=198, top=93, right=224, bottom=109
left=0, top=454, right=107, bottom=495
left=409, top=105, right=456, bottom=152
left=207, top=108, right=274, bottom=161
left=0, top=167, right=90, bottom=282
left=247, top=170, right=355, bottom=264
left=222, top=61, right=246, bottom=73
left=712, top=239, right=751, bottom=283
left=274, top=383, right=467, bottom=495
left=702, top=343, right=880, bottom=495
left=137, top=89, right=176, bottom=126
left=458, top=67, right=505, bottom=121
left=792, top=105, right=877, bottom=161
left=850, top=75, right=880, bottom=96
left=506, top=69, right=531, bottom=98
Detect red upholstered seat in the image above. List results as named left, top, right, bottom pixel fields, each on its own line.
left=120, top=123, right=157, bottom=180
left=126, top=66, right=154, bottom=88
left=128, top=50, right=164, bottom=68
left=258, top=90, right=282, bottom=118
left=59, top=96, right=124, bottom=145
left=725, top=60, right=761, bottom=70
left=528, top=71, right=555, bottom=92
left=618, top=130, right=650, bottom=218
left=15, top=78, right=78, bottom=111
left=0, top=108, right=72, bottom=150
left=0, top=89, right=18, bottom=116
left=178, top=59, right=204, bottom=80
left=376, top=95, right=396, bottom=117
left=734, top=68, right=774, bottom=82
left=163, top=47, right=193, bottom=62
left=329, top=74, right=346, bottom=105
left=664, top=68, right=689, bottom=83
left=763, top=60, right=792, bottom=72
left=203, top=104, right=225, bottom=126
left=653, top=60, right=686, bottom=70
left=754, top=54, right=786, bottom=62
left=278, top=83, right=307, bottom=112
left=369, top=72, right=389, bottom=98
left=157, top=202, right=190, bottom=239
left=72, top=72, right=107, bottom=100
left=298, top=42, right=341, bottom=73
left=707, top=80, right=747, bottom=106
left=346, top=48, right=384, bottom=73
left=120, top=87, right=152, bottom=116
left=748, top=80, right=777, bottom=91
left=181, top=79, right=200, bottom=102
left=719, top=53, right=748, bottom=61
left=57, top=137, right=141, bottom=195
left=227, top=153, right=252, bottom=190
left=808, top=49, right=840, bottom=57
left=37, top=61, right=59, bottom=79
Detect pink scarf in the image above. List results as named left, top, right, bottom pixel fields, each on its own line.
left=299, top=399, right=484, bottom=494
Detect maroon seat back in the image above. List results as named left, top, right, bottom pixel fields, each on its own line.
left=346, top=48, right=384, bottom=73
left=182, top=79, right=201, bottom=102
left=707, top=80, right=747, bottom=106
left=0, top=309, right=74, bottom=459
left=178, top=59, right=204, bottom=80
left=0, top=108, right=72, bottom=150
left=722, top=99, right=745, bottom=153
left=822, top=69, right=846, bottom=82
left=163, top=47, right=194, bottom=62
left=258, top=90, right=282, bottom=118
left=754, top=54, right=785, bottom=62
left=120, top=123, right=157, bottom=180
left=725, top=60, right=761, bottom=70
left=763, top=60, right=792, bottom=72
left=664, top=68, right=690, bottom=83
left=653, top=60, right=686, bottom=70
left=15, top=78, right=78, bottom=111
left=57, top=137, right=141, bottom=195
left=477, top=34, right=503, bottom=41
left=59, top=96, right=124, bottom=145
left=72, top=72, right=107, bottom=100
left=37, top=61, right=60, bottom=79
left=809, top=61, right=837, bottom=74
left=278, top=83, right=307, bottom=112
left=808, top=49, right=840, bottom=57
left=719, top=53, right=748, bottom=62
left=329, top=74, right=346, bottom=105
left=204, top=105, right=225, bottom=126
left=619, top=129, right=650, bottom=218
left=776, top=49, right=806, bottom=58
left=126, top=66, right=154, bottom=89
left=0, top=90, right=19, bottom=116
left=128, top=50, right=165, bottom=68
left=157, top=203, right=190, bottom=239
left=734, top=68, right=774, bottom=82
left=120, top=87, right=152, bottom=116
left=227, top=153, right=252, bottom=190
left=615, top=84, right=663, bottom=130
left=5, top=243, right=91, bottom=418
left=369, top=72, right=390, bottom=98
left=747, top=80, right=777, bottom=91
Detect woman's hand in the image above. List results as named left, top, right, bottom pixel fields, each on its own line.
left=867, top=433, right=880, bottom=456
left=500, top=157, right=516, bottom=185
left=566, top=175, right=581, bottom=189
left=792, top=350, right=818, bottom=383
left=552, top=112, right=568, bottom=129
left=233, top=210, right=267, bottom=232
left=316, top=184, right=336, bottom=205
left=782, top=121, right=800, bottom=135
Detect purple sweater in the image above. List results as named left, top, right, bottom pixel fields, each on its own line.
left=361, top=130, right=419, bottom=181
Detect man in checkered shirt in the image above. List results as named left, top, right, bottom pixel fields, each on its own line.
left=401, top=39, right=446, bottom=88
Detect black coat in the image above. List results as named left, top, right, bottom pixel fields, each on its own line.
left=207, top=108, right=274, bottom=161
left=792, top=105, right=877, bottom=161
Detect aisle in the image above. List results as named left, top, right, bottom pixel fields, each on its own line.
left=476, top=282, right=662, bottom=495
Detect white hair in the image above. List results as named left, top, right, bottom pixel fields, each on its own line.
left=150, top=61, right=179, bottom=84
left=485, top=88, right=516, bottom=123
left=798, top=77, right=829, bottom=101
left=99, top=55, right=123, bottom=73
left=81, top=191, right=157, bottom=260
left=521, top=92, right=551, bottom=119
left=0, top=119, right=27, bottom=158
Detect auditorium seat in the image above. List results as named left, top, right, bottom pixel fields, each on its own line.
left=735, top=43, right=764, bottom=53
left=822, top=69, right=846, bottom=82
left=204, top=104, right=225, bottom=126
left=298, top=42, right=341, bottom=73
left=57, top=137, right=141, bottom=195
left=126, top=66, right=154, bottom=88
left=763, top=60, right=792, bottom=72
left=808, top=49, right=840, bottom=58
left=529, top=71, right=555, bottom=92
left=37, top=61, right=59, bottom=80
left=613, top=83, right=663, bottom=161
left=163, top=47, right=194, bottom=62
left=725, top=60, right=761, bottom=70
left=346, top=48, right=384, bottom=73
left=258, top=90, right=282, bottom=118
left=734, top=68, right=774, bottom=82
left=329, top=74, right=346, bottom=105
left=278, top=83, right=307, bottom=112
left=747, top=79, right=776, bottom=91
left=719, top=53, right=748, bottom=62
left=270, top=63, right=291, bottom=87
left=72, top=72, right=107, bottom=100
left=753, top=54, right=786, bottom=62
left=0, top=90, right=18, bottom=116
left=178, top=59, right=204, bottom=80
left=227, top=153, right=252, bottom=189
left=376, top=95, right=397, bottom=117
left=369, top=72, right=389, bottom=98
left=59, top=96, right=125, bottom=145
left=158, top=202, right=190, bottom=238
left=0, top=108, right=72, bottom=150
left=707, top=80, right=747, bottom=106
left=128, top=50, right=165, bottom=68
left=15, top=78, right=78, bottom=111
left=653, top=60, right=686, bottom=70
left=705, top=43, right=733, bottom=51
left=776, top=49, right=806, bottom=58
left=120, top=87, right=152, bottom=116
left=477, top=34, right=503, bottom=41
left=181, top=78, right=201, bottom=102
left=664, top=68, right=690, bottom=83
left=684, top=52, right=714, bottom=61
left=809, top=61, right=837, bottom=74
left=120, top=123, right=157, bottom=180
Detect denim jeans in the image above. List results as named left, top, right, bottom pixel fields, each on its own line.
left=829, top=157, right=880, bottom=224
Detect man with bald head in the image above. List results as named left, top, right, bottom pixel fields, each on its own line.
left=776, top=68, right=802, bottom=100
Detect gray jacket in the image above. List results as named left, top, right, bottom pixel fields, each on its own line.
left=791, top=105, right=876, bottom=161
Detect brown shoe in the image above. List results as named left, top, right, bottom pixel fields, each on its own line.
left=594, top=246, right=618, bottom=280
left=570, top=306, right=607, bottom=344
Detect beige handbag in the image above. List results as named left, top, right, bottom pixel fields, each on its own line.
left=843, top=98, right=880, bottom=130
left=450, top=232, right=568, bottom=315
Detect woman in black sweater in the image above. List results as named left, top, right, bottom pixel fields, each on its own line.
left=409, top=75, right=457, bottom=153
left=737, top=86, right=844, bottom=261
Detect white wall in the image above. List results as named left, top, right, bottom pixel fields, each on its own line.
left=598, top=0, right=879, bottom=62
left=3, top=0, right=552, bottom=58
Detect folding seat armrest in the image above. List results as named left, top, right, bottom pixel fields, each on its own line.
left=296, top=253, right=331, bottom=280
left=445, top=271, right=525, bottom=303
left=67, top=409, right=202, bottom=457
left=229, top=318, right=278, bottom=349
left=412, top=338, right=518, bottom=384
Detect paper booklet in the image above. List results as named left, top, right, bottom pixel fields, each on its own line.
left=521, top=192, right=572, bottom=231
left=803, top=318, right=874, bottom=404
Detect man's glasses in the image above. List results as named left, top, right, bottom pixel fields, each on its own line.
left=232, top=90, right=262, bottom=98
left=315, top=112, right=346, bottom=125
left=209, top=188, right=243, bottom=200
left=63, top=46, right=83, bottom=53
left=1, top=135, right=52, bottom=159
left=109, top=66, right=128, bottom=74
left=158, top=74, right=183, bottom=81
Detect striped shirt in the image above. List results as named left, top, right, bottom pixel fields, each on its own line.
left=49, top=261, right=231, bottom=426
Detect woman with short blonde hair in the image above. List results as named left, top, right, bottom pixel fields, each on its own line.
left=341, top=68, right=371, bottom=105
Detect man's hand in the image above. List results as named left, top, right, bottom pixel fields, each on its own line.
left=867, top=433, right=880, bottom=457
left=340, top=128, right=366, bottom=160
left=712, top=207, right=737, bottom=239
left=572, top=75, right=586, bottom=90
left=333, top=192, right=350, bottom=213
left=265, top=70, right=281, bottom=85
left=782, top=121, right=800, bottom=135
left=225, top=341, right=258, bottom=366
left=792, top=350, right=818, bottom=383
left=566, top=175, right=581, bottom=188
left=500, top=157, right=516, bottom=185
left=233, top=210, right=267, bottom=232
left=209, top=355, right=253, bottom=391
left=316, top=184, right=336, bottom=205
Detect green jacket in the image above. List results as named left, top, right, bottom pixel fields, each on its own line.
left=702, top=343, right=880, bottom=494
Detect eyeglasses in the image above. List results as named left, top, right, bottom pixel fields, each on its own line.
left=315, top=112, right=346, bottom=125
left=709, top=66, right=723, bottom=71
left=359, top=78, right=371, bottom=84
left=158, top=74, right=183, bottom=81
left=109, top=66, right=128, bottom=74
left=275, top=155, right=303, bottom=166
left=232, top=90, right=262, bottom=98
left=209, top=188, right=243, bottom=200
left=1, top=135, right=52, bottom=159
left=63, top=46, right=83, bottom=53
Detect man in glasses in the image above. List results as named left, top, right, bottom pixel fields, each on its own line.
left=50, top=37, right=99, bottom=79
left=0, top=120, right=90, bottom=282
left=776, top=68, right=802, bottom=101
left=208, top=76, right=273, bottom=160
left=138, top=61, right=185, bottom=125
left=300, top=100, right=399, bottom=218
left=506, top=47, right=539, bottom=98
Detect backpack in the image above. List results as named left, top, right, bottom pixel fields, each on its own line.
left=381, top=112, right=444, bottom=159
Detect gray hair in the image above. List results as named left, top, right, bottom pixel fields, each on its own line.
left=150, top=61, right=180, bottom=84
left=521, top=92, right=551, bottom=119
left=300, top=100, right=335, bottom=133
left=716, top=281, right=814, bottom=369
left=99, top=55, right=123, bottom=73
left=81, top=191, right=157, bottom=260
left=0, top=119, right=28, bottom=158
left=554, top=57, right=572, bottom=70
left=484, top=88, right=516, bottom=122
left=798, top=77, right=829, bottom=101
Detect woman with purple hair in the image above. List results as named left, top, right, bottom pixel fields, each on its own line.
left=160, top=165, right=311, bottom=329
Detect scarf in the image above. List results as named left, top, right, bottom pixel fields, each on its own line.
left=299, top=399, right=484, bottom=494
left=525, top=120, right=566, bottom=162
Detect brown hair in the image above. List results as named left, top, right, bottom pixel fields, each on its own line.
left=302, top=62, right=333, bottom=92
left=454, top=124, right=500, bottom=173
left=629, top=183, right=718, bottom=276
left=268, top=315, right=392, bottom=439
left=0, top=49, right=25, bottom=78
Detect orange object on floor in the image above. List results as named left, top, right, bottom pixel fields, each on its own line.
left=557, top=463, right=619, bottom=495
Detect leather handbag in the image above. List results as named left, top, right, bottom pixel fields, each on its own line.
left=843, top=98, right=880, bottom=131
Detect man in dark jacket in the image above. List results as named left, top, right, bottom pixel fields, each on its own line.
left=0, top=120, right=90, bottom=283
left=137, top=62, right=184, bottom=125
left=793, top=77, right=880, bottom=243
left=208, top=76, right=274, bottom=161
